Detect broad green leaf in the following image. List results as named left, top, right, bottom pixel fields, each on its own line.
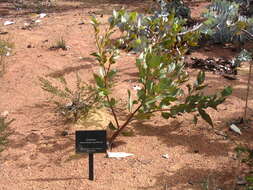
left=98, top=88, right=109, bottom=97
left=170, top=104, right=186, bottom=115
left=221, top=86, right=232, bottom=97
left=127, top=90, right=133, bottom=112
left=108, top=69, right=117, bottom=80
left=158, top=78, right=173, bottom=91
left=93, top=74, right=105, bottom=88
left=90, top=16, right=99, bottom=25
left=160, top=96, right=177, bottom=106
left=195, top=84, right=208, bottom=91
left=90, top=52, right=101, bottom=62
left=109, top=98, right=116, bottom=107
left=108, top=121, right=117, bottom=131
left=148, top=55, right=161, bottom=68
left=196, top=71, right=205, bottom=86
left=161, top=112, right=171, bottom=119
left=129, top=12, right=138, bottom=22
left=198, top=108, right=213, bottom=127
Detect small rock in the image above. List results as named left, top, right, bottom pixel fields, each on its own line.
left=27, top=44, right=32, bottom=48
left=194, top=150, right=199, bottom=153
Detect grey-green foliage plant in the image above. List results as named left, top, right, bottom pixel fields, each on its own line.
left=91, top=14, right=232, bottom=145
left=109, top=4, right=192, bottom=52
left=39, top=73, right=100, bottom=122
left=231, top=0, right=253, bottom=16
left=201, top=0, right=253, bottom=44
left=153, top=0, right=191, bottom=19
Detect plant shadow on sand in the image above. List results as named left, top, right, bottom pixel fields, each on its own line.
left=0, top=101, right=81, bottom=168
left=139, top=168, right=236, bottom=190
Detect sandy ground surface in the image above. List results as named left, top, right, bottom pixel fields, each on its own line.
left=0, top=0, right=252, bottom=190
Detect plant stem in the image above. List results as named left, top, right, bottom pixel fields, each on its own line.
left=147, top=108, right=171, bottom=114
left=178, top=23, right=203, bottom=36
left=106, top=95, right=120, bottom=129
left=241, top=29, right=253, bottom=40
left=109, top=104, right=142, bottom=144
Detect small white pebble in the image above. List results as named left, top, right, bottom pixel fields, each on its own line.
left=162, top=154, right=169, bottom=159
left=39, top=13, right=47, bottom=18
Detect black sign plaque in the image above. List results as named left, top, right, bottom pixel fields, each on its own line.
left=75, top=130, right=107, bottom=154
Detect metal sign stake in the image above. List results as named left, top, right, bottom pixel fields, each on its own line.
left=88, top=153, right=94, bottom=181
left=75, top=130, right=107, bottom=181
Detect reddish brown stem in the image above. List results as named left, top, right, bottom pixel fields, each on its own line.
left=109, top=104, right=142, bottom=144
left=106, top=95, right=120, bottom=129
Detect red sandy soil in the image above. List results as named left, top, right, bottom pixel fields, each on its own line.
left=0, top=0, right=252, bottom=190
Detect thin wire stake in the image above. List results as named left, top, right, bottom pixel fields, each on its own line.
left=244, top=61, right=252, bottom=122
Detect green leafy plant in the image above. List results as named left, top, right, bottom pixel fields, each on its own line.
left=39, top=73, right=100, bottom=122
left=12, top=0, right=56, bottom=13
left=235, top=146, right=253, bottom=190
left=245, top=175, right=253, bottom=190
left=235, top=146, right=253, bottom=166
left=0, top=115, right=14, bottom=152
left=0, top=38, right=14, bottom=76
left=90, top=14, right=232, bottom=145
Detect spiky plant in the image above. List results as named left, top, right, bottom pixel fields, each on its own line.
left=39, top=73, right=101, bottom=122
